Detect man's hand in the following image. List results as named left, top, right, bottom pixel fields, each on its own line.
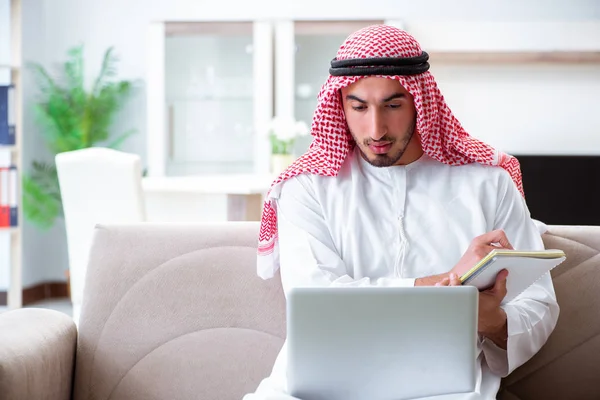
left=414, top=229, right=513, bottom=287
left=434, top=269, right=510, bottom=349
left=478, top=269, right=509, bottom=349
left=449, top=229, right=513, bottom=278
left=414, top=273, right=450, bottom=286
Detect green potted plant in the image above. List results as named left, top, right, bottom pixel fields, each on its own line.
left=268, top=116, right=309, bottom=174
left=23, top=45, right=136, bottom=229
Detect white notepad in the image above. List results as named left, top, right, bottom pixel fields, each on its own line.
left=460, top=249, right=566, bottom=304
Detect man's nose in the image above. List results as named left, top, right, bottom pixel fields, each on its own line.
left=369, top=109, right=387, bottom=141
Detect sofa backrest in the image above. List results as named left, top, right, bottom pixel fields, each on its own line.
left=499, top=225, right=600, bottom=400
left=73, top=222, right=285, bottom=400
left=74, top=222, right=600, bottom=400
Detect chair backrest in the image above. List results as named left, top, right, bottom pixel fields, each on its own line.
left=56, top=147, right=146, bottom=324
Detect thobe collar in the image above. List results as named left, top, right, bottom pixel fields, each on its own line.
left=354, top=147, right=431, bottom=177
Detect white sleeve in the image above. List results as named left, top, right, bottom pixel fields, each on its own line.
left=481, top=170, right=560, bottom=377
left=275, top=175, right=415, bottom=296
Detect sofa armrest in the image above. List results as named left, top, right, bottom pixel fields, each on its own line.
left=0, top=308, right=77, bottom=400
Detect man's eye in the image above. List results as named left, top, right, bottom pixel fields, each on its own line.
left=352, top=105, right=366, bottom=111
left=388, top=104, right=401, bottom=109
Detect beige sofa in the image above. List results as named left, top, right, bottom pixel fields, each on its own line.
left=1, top=223, right=598, bottom=400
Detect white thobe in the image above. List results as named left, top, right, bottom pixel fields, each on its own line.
left=244, top=149, right=559, bottom=400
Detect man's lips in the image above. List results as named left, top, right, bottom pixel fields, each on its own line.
left=368, top=142, right=392, bottom=154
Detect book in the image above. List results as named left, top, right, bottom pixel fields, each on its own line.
left=0, top=166, right=8, bottom=227
left=460, top=249, right=566, bottom=304
left=0, top=85, right=16, bottom=145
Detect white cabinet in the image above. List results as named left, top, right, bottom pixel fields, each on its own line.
left=165, top=24, right=254, bottom=175
left=146, top=19, right=403, bottom=177
left=146, top=19, right=600, bottom=177
left=147, top=20, right=273, bottom=177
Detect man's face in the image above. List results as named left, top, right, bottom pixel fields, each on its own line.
left=341, top=77, right=419, bottom=167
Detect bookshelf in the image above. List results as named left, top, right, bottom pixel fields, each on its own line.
left=0, top=0, right=22, bottom=309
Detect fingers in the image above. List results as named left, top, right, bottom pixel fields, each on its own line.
left=449, top=272, right=461, bottom=286
left=435, top=273, right=461, bottom=287
left=496, top=269, right=509, bottom=281
left=493, top=269, right=509, bottom=297
left=435, top=278, right=449, bottom=287
left=477, top=229, right=514, bottom=250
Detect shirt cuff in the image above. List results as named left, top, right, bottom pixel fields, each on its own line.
left=481, top=335, right=509, bottom=377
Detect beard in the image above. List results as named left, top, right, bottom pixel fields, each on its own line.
left=354, top=118, right=417, bottom=168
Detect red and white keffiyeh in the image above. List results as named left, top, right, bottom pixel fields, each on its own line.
left=257, top=24, right=523, bottom=279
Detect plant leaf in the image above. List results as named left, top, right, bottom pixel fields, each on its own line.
left=92, top=47, right=118, bottom=96
left=25, top=44, right=134, bottom=229
left=22, top=173, right=62, bottom=230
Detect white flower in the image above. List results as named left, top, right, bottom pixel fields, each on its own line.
left=294, top=120, right=309, bottom=137
left=269, top=116, right=308, bottom=141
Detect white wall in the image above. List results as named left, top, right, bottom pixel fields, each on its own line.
left=411, top=20, right=600, bottom=154
left=14, top=0, right=600, bottom=287
left=20, top=0, right=71, bottom=288
left=433, top=64, right=600, bottom=155
left=0, top=0, right=9, bottom=83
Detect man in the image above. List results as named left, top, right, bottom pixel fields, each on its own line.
left=245, top=24, right=559, bottom=399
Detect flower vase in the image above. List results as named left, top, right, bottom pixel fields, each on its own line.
left=271, top=154, right=295, bottom=174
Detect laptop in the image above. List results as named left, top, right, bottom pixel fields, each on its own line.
left=286, top=286, right=479, bottom=400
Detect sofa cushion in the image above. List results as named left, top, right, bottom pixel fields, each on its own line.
left=0, top=308, right=76, bottom=400
left=499, top=225, right=600, bottom=400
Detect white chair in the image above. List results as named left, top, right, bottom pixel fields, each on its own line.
left=55, top=147, right=146, bottom=325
